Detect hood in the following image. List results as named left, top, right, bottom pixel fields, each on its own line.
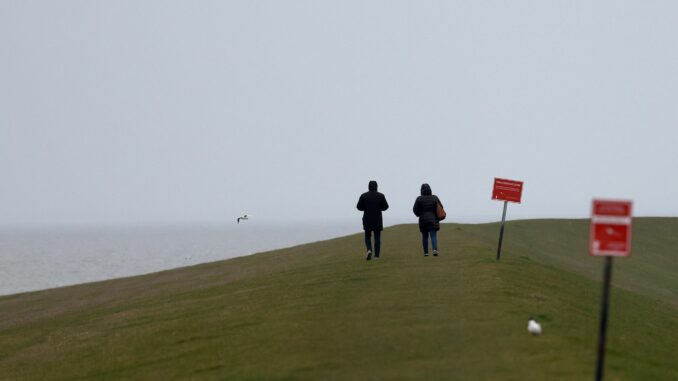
left=368, top=181, right=378, bottom=191
left=421, top=183, right=432, bottom=196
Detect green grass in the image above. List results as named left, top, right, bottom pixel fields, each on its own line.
left=1, top=218, right=677, bottom=380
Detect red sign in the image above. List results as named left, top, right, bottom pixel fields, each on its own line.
left=492, top=178, right=524, bottom=203
left=590, top=199, right=632, bottom=257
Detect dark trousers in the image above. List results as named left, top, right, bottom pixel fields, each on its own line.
left=364, top=230, right=381, bottom=257
left=422, top=230, right=438, bottom=253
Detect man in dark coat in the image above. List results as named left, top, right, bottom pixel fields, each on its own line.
left=413, top=183, right=443, bottom=256
left=357, top=180, right=389, bottom=260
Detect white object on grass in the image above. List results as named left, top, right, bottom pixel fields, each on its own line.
left=528, top=318, right=542, bottom=336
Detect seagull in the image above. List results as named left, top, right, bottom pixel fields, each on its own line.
left=236, top=214, right=249, bottom=224
left=528, top=317, right=542, bottom=336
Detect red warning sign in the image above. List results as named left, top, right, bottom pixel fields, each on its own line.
left=590, top=199, right=632, bottom=257
left=492, top=178, right=523, bottom=203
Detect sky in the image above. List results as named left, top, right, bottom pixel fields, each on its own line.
left=1, top=1, right=677, bottom=227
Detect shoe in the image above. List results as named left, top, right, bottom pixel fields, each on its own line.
left=366, top=250, right=372, bottom=260
left=373, top=256, right=380, bottom=260
left=433, top=250, right=438, bottom=256
left=424, top=252, right=429, bottom=257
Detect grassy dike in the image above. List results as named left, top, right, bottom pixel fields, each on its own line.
left=1, top=219, right=677, bottom=380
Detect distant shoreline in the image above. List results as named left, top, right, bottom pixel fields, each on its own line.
left=0, top=221, right=361, bottom=296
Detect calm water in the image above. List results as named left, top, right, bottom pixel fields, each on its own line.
left=0, top=221, right=360, bottom=296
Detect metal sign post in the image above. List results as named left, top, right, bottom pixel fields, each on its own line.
left=496, top=201, right=508, bottom=261
left=492, top=178, right=523, bottom=261
left=590, top=199, right=632, bottom=381
left=595, top=256, right=613, bottom=381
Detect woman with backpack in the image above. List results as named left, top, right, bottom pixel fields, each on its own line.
left=413, top=183, right=445, bottom=257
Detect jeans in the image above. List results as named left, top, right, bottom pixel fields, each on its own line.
left=422, top=230, right=438, bottom=254
left=364, top=230, right=381, bottom=257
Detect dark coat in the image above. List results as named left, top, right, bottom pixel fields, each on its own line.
left=413, top=183, right=443, bottom=233
left=357, top=181, right=389, bottom=231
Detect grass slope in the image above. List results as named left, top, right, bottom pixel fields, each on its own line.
left=1, top=219, right=677, bottom=380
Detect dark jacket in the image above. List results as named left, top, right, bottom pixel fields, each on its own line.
left=357, top=181, right=389, bottom=231
left=413, top=183, right=443, bottom=233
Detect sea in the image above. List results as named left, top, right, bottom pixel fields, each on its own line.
left=0, top=220, right=362, bottom=296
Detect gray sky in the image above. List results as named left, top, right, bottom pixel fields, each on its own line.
left=1, top=1, right=677, bottom=227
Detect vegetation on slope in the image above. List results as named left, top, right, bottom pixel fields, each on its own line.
left=1, top=219, right=676, bottom=380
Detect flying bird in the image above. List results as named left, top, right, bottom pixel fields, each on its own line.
left=237, top=214, right=250, bottom=224
left=528, top=317, right=542, bottom=336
